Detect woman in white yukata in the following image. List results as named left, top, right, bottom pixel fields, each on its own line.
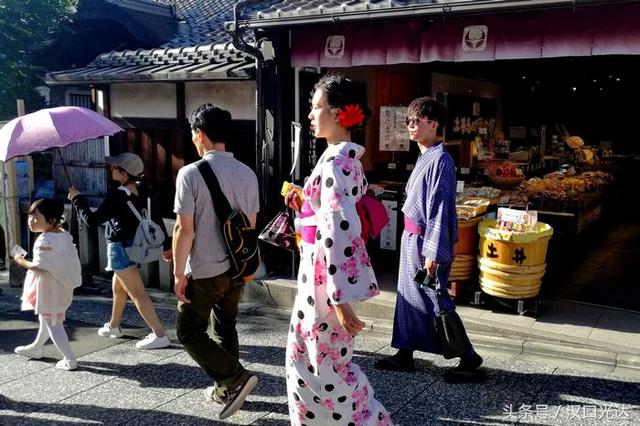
left=284, top=74, right=393, bottom=426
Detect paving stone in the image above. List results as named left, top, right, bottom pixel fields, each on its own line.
left=0, top=364, right=114, bottom=407
left=511, top=366, right=640, bottom=425
left=0, top=350, right=52, bottom=385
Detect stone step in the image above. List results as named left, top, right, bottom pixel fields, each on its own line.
left=245, top=278, right=640, bottom=360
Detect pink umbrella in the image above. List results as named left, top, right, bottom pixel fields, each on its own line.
left=0, top=106, right=123, bottom=184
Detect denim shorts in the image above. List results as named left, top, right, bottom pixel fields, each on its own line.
left=106, top=241, right=136, bottom=272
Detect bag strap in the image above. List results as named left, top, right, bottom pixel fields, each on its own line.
left=127, top=200, right=144, bottom=223
left=195, top=159, right=232, bottom=221
left=121, top=186, right=150, bottom=224
left=431, top=264, right=452, bottom=313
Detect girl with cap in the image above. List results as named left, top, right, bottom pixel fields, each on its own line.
left=68, top=152, right=172, bottom=350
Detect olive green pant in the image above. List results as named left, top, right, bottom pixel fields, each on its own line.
left=176, top=272, right=246, bottom=389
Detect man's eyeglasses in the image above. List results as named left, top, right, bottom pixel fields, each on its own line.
left=405, top=117, right=434, bottom=127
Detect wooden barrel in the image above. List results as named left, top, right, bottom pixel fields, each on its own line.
left=477, top=220, right=553, bottom=299
left=478, top=235, right=551, bottom=267
left=454, top=216, right=482, bottom=255
left=450, top=217, right=482, bottom=282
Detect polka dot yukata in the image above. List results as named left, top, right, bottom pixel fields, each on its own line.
left=286, top=142, right=393, bottom=426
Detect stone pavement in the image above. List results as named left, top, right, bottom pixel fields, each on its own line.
left=0, top=286, right=639, bottom=425
left=243, top=278, right=640, bottom=376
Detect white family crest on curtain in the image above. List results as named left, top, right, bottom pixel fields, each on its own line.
left=325, top=35, right=345, bottom=58
left=462, top=25, right=488, bottom=51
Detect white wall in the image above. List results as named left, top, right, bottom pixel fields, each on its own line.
left=186, top=81, right=256, bottom=121
left=110, top=83, right=177, bottom=118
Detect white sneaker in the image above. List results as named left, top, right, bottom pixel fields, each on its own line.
left=135, top=333, right=171, bottom=350
left=98, top=323, right=123, bottom=338
left=55, top=359, right=78, bottom=371
left=14, top=345, right=44, bottom=359
left=204, top=385, right=226, bottom=405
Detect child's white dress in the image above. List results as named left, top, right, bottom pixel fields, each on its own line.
left=20, top=231, right=82, bottom=325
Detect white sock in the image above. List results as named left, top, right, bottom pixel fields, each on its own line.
left=27, top=315, right=51, bottom=348
left=44, top=317, right=76, bottom=361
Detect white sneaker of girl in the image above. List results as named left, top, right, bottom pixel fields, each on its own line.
left=56, top=359, right=78, bottom=371
left=14, top=345, right=44, bottom=359
left=135, top=333, right=171, bottom=350
left=97, top=323, right=123, bottom=338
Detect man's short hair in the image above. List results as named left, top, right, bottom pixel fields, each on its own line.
left=189, top=103, right=232, bottom=144
left=407, top=97, right=447, bottom=127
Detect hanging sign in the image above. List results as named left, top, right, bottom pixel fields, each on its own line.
left=325, top=35, right=345, bottom=58
left=462, top=25, right=488, bottom=52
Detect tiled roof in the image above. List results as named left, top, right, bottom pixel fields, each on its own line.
left=46, top=0, right=256, bottom=84
left=238, top=0, right=616, bottom=27
left=252, top=0, right=408, bottom=20
left=164, top=0, right=237, bottom=47
left=106, top=0, right=174, bottom=17
left=46, top=44, right=254, bottom=84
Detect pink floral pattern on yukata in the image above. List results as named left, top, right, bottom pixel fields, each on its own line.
left=327, top=192, right=342, bottom=210
left=314, top=256, right=327, bottom=287
left=286, top=142, right=392, bottom=426
left=304, top=175, right=321, bottom=199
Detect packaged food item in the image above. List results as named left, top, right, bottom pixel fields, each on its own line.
left=495, top=207, right=538, bottom=233
left=281, top=181, right=303, bottom=206
left=455, top=197, right=490, bottom=220
left=10, top=244, right=28, bottom=258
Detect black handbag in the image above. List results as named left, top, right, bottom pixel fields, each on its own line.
left=433, top=274, right=472, bottom=359
left=258, top=211, right=298, bottom=252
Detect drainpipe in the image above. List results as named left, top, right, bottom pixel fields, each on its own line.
left=232, top=0, right=268, bottom=208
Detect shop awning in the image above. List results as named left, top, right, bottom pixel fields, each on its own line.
left=290, top=4, right=640, bottom=67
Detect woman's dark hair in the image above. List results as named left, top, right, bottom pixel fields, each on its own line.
left=314, top=73, right=372, bottom=131
left=29, top=198, right=65, bottom=226
left=407, top=97, right=447, bottom=128
left=189, top=103, right=232, bottom=144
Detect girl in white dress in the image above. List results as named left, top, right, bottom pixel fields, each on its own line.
left=13, top=198, right=82, bottom=370
left=284, top=74, right=393, bottom=425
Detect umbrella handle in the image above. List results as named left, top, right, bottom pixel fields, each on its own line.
left=56, top=147, right=72, bottom=187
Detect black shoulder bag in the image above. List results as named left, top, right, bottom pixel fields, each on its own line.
left=196, top=160, right=259, bottom=281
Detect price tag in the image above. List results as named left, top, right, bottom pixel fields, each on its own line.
left=456, top=180, right=465, bottom=194
left=460, top=167, right=470, bottom=175
left=496, top=207, right=538, bottom=232
left=387, top=163, right=397, bottom=170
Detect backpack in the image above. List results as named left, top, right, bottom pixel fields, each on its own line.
left=196, top=160, right=260, bottom=281
left=124, top=199, right=166, bottom=264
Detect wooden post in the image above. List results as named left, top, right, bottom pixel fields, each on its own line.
left=3, top=99, right=27, bottom=278
left=173, top=82, right=186, bottom=182
left=16, top=99, right=25, bottom=116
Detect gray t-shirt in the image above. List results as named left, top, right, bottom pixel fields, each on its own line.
left=174, top=150, right=259, bottom=279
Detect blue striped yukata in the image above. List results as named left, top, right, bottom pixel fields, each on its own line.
left=391, top=142, right=458, bottom=353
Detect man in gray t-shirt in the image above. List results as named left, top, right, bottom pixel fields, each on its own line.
left=173, top=104, right=259, bottom=420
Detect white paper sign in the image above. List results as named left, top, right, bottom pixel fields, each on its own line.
left=379, top=106, right=395, bottom=151
left=379, top=106, right=410, bottom=152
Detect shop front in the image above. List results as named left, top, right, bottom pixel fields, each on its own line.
left=235, top=0, right=640, bottom=312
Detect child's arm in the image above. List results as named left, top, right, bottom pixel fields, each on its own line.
left=13, top=250, right=48, bottom=272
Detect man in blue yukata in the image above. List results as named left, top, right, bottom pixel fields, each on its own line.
left=374, top=97, right=485, bottom=383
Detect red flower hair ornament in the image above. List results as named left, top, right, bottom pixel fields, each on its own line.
left=337, top=104, right=365, bottom=129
